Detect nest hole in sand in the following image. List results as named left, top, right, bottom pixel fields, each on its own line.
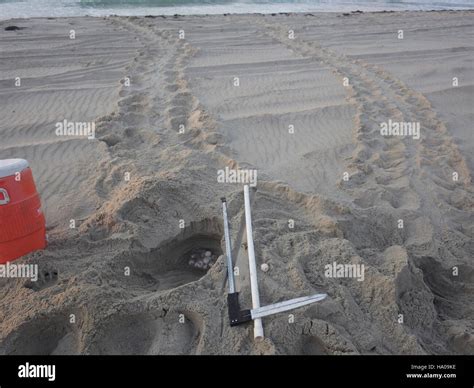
left=88, top=311, right=201, bottom=355
left=126, top=218, right=223, bottom=292
left=0, top=314, right=81, bottom=355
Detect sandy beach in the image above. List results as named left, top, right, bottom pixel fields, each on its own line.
left=0, top=10, right=473, bottom=355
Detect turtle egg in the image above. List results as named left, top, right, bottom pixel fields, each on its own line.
left=260, top=263, right=269, bottom=272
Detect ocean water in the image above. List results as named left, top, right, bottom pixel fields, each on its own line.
left=0, top=0, right=473, bottom=19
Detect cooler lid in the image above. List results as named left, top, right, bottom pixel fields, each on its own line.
left=0, top=159, right=29, bottom=179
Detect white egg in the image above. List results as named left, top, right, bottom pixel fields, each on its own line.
left=205, top=251, right=212, bottom=257
left=261, top=263, right=269, bottom=272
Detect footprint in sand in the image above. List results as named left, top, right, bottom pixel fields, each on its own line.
left=24, top=268, right=59, bottom=292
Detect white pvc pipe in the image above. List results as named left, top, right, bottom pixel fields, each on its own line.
left=243, top=185, right=264, bottom=341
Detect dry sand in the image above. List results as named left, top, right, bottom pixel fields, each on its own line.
left=0, top=11, right=472, bottom=355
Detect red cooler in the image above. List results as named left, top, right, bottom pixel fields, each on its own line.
left=0, top=159, right=46, bottom=263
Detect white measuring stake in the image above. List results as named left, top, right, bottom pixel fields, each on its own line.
left=243, top=185, right=264, bottom=341
left=221, top=199, right=235, bottom=294
left=251, top=293, right=327, bottom=319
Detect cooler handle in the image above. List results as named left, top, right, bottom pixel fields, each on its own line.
left=0, top=188, right=10, bottom=205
